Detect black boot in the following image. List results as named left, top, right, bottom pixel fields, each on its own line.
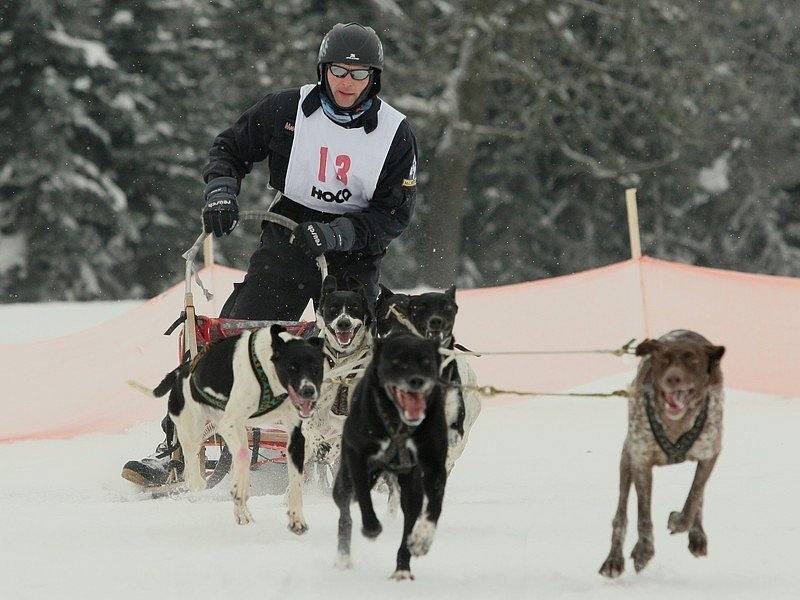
left=121, top=416, right=183, bottom=487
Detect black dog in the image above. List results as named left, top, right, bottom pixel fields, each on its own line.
left=377, top=286, right=466, bottom=435
left=332, top=334, right=448, bottom=580
left=375, top=284, right=411, bottom=338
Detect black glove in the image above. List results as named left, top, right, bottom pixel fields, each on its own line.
left=291, top=218, right=355, bottom=258
left=202, top=177, right=239, bottom=237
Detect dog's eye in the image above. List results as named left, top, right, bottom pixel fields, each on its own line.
left=287, top=363, right=298, bottom=373
left=682, top=352, right=698, bottom=363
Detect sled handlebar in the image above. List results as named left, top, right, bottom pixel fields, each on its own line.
left=182, top=205, right=329, bottom=296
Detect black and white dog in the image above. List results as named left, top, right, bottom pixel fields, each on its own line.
left=154, top=325, right=325, bottom=531
left=376, top=285, right=481, bottom=474
left=301, top=275, right=373, bottom=481
left=333, top=334, right=448, bottom=580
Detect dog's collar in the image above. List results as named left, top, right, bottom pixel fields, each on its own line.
left=643, top=387, right=708, bottom=464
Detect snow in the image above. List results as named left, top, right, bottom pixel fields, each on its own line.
left=1, top=303, right=798, bottom=598
left=0, top=231, right=26, bottom=274
left=698, top=154, right=730, bottom=194
left=45, top=29, right=117, bottom=69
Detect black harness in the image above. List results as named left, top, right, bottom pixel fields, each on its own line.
left=372, top=393, right=418, bottom=473
left=644, top=387, right=709, bottom=464
left=190, top=330, right=287, bottom=418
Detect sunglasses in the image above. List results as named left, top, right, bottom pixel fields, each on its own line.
left=328, top=64, right=372, bottom=81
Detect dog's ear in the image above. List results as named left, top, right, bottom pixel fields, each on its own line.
left=378, top=283, right=394, bottom=300
left=635, top=339, right=661, bottom=356
left=347, top=275, right=366, bottom=293
left=705, top=344, right=725, bottom=372
left=373, top=336, right=383, bottom=358
left=445, top=285, right=456, bottom=300
left=308, top=336, right=324, bottom=351
left=322, top=275, right=338, bottom=297
left=270, top=324, right=286, bottom=355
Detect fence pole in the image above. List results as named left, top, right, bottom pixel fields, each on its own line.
left=625, top=188, right=642, bottom=260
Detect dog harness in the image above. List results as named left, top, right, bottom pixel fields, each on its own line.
left=643, top=387, right=709, bottom=464
left=190, top=331, right=287, bottom=418
left=373, top=394, right=418, bottom=473
left=324, top=345, right=372, bottom=416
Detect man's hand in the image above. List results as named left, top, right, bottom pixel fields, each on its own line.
left=291, top=218, right=355, bottom=258
left=202, top=177, right=239, bottom=237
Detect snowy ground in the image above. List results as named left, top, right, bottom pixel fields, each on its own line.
left=1, top=303, right=798, bottom=599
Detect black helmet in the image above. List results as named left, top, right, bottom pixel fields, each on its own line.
left=318, top=23, right=383, bottom=106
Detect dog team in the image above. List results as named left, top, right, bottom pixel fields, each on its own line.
left=150, top=277, right=726, bottom=581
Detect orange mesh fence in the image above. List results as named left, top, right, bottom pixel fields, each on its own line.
left=1, top=259, right=797, bottom=442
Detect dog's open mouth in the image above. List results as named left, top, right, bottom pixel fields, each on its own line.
left=288, top=385, right=316, bottom=419
left=390, top=386, right=427, bottom=425
left=425, top=329, right=444, bottom=342
left=332, top=325, right=360, bottom=347
left=661, top=388, right=693, bottom=416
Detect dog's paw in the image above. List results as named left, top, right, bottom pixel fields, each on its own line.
left=361, top=518, right=382, bottom=539
left=407, top=517, right=436, bottom=557
left=390, top=570, right=415, bottom=581
left=668, top=511, right=689, bottom=534
left=630, top=540, right=654, bottom=573
left=688, top=530, right=708, bottom=557
left=334, top=552, right=353, bottom=570
left=234, top=505, right=254, bottom=526
left=599, top=553, right=625, bottom=578
left=288, top=515, right=309, bottom=535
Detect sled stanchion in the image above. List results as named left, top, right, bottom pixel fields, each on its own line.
left=203, top=236, right=214, bottom=268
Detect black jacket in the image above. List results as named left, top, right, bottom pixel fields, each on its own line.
left=202, top=85, right=418, bottom=257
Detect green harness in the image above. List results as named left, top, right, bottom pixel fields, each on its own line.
left=644, top=387, right=708, bottom=464
left=190, top=330, right=288, bottom=418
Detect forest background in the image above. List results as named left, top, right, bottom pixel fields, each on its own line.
left=2, top=0, right=799, bottom=301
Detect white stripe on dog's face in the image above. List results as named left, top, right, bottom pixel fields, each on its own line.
left=323, top=306, right=366, bottom=352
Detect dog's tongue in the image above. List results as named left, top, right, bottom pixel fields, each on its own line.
left=336, top=330, right=354, bottom=346
left=664, top=390, right=687, bottom=413
left=395, top=388, right=426, bottom=422
left=289, top=386, right=314, bottom=418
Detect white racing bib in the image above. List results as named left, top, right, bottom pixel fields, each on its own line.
left=283, top=84, right=406, bottom=214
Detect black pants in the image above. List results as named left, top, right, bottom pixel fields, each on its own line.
left=219, top=220, right=381, bottom=320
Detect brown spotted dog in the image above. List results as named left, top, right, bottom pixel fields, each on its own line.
left=599, top=330, right=725, bottom=578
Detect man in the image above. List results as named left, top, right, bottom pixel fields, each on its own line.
left=122, top=22, right=418, bottom=487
